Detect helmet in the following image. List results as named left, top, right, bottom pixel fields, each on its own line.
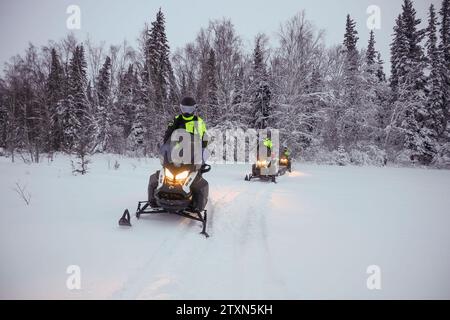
left=180, top=97, right=197, bottom=117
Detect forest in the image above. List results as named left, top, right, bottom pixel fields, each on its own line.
left=0, top=0, right=449, bottom=170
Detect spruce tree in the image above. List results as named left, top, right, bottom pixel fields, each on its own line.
left=343, top=14, right=359, bottom=52
left=118, top=64, right=136, bottom=139
left=390, top=15, right=408, bottom=93
left=376, top=53, right=386, bottom=82
left=366, top=30, right=376, bottom=66
left=67, top=45, right=94, bottom=172
left=343, top=14, right=359, bottom=104
left=131, top=68, right=146, bottom=150
left=395, top=0, right=435, bottom=164
left=426, top=4, right=446, bottom=138
left=97, top=56, right=111, bottom=107
left=206, top=48, right=219, bottom=125
left=46, top=48, right=65, bottom=151
left=95, top=56, right=112, bottom=152
left=144, top=9, right=177, bottom=151
left=250, top=36, right=271, bottom=129
left=340, top=14, right=363, bottom=147
left=230, top=66, right=248, bottom=125
left=439, top=0, right=450, bottom=139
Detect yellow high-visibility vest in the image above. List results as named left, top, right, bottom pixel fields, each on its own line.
left=263, top=138, right=273, bottom=149
left=176, top=115, right=207, bottom=138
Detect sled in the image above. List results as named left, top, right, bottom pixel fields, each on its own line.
left=245, top=159, right=278, bottom=183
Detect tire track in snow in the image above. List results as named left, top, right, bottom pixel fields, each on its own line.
left=195, top=181, right=288, bottom=298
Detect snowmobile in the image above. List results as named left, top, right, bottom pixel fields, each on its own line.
left=118, top=161, right=211, bottom=237
left=278, top=155, right=292, bottom=176
left=245, top=157, right=279, bottom=183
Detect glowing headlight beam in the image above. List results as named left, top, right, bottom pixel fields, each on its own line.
left=175, top=170, right=189, bottom=180
left=165, top=168, right=174, bottom=180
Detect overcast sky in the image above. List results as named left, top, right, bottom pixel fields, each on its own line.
left=0, top=0, right=441, bottom=75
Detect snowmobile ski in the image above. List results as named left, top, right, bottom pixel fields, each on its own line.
left=118, top=209, right=132, bottom=227
left=119, top=201, right=209, bottom=238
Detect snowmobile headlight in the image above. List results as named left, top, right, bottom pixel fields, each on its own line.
left=257, top=160, right=268, bottom=168
left=175, top=170, right=189, bottom=181
left=164, top=168, right=175, bottom=180
left=280, top=158, right=288, bottom=165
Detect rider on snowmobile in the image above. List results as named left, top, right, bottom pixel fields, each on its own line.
left=280, top=145, right=292, bottom=171
left=148, top=97, right=209, bottom=211
left=263, top=137, right=273, bottom=151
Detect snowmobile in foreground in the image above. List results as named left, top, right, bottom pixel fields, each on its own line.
left=278, top=155, right=292, bottom=176
left=119, top=162, right=211, bottom=237
left=245, top=157, right=279, bottom=183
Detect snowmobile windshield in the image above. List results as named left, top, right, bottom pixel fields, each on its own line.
left=160, top=142, right=202, bottom=170
left=180, top=104, right=196, bottom=115
left=164, top=162, right=197, bottom=175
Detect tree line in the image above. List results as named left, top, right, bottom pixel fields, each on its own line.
left=0, top=0, right=449, bottom=169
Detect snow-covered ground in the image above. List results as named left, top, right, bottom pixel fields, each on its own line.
left=0, top=154, right=449, bottom=299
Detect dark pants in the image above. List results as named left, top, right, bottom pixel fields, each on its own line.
left=148, top=171, right=209, bottom=211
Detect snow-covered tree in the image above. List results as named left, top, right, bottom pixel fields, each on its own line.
left=209, top=19, right=243, bottom=122
left=392, top=0, right=435, bottom=164
left=142, top=9, right=177, bottom=153
left=206, top=48, right=219, bottom=125
left=339, top=15, right=365, bottom=147
left=271, top=12, right=327, bottom=154
left=376, top=53, right=387, bottom=82
left=390, top=15, right=407, bottom=95
left=439, top=0, right=450, bottom=140
left=366, top=30, right=377, bottom=67
left=426, top=4, right=446, bottom=139
left=94, top=56, right=112, bottom=152
left=342, top=14, right=360, bottom=105
left=1, top=6, right=449, bottom=167
left=250, top=34, right=272, bottom=129
left=65, top=45, right=95, bottom=172
left=46, top=48, right=65, bottom=152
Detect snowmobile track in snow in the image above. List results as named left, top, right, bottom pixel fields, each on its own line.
left=111, top=217, right=196, bottom=299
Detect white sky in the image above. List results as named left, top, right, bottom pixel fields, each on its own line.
left=0, top=0, right=442, bottom=75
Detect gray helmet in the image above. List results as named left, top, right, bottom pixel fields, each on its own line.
left=180, top=97, right=197, bottom=116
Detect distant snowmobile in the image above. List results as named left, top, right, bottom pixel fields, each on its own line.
left=278, top=155, right=292, bottom=176
left=245, top=157, right=279, bottom=183
left=119, top=161, right=211, bottom=238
